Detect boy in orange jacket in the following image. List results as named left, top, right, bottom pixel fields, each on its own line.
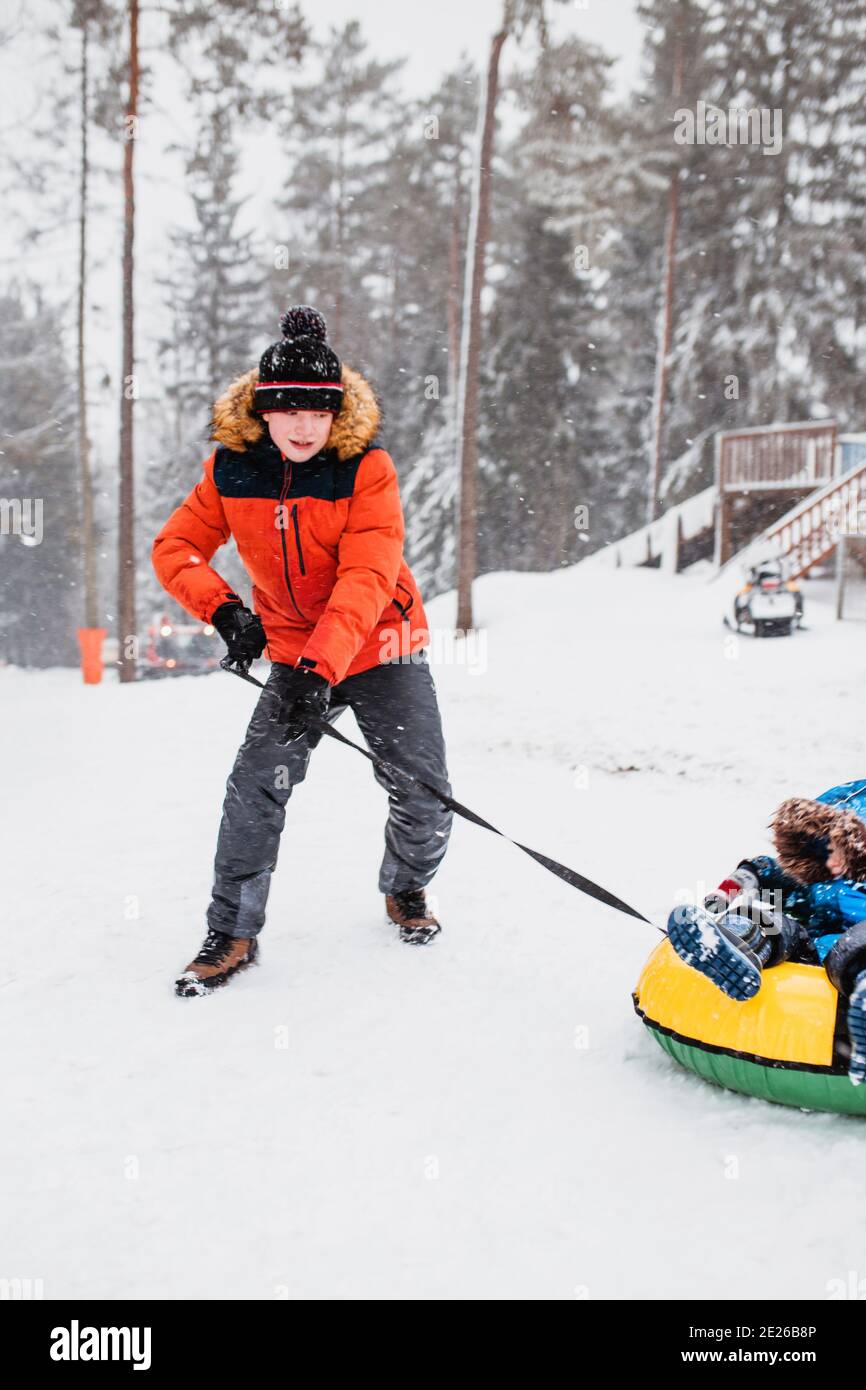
left=152, top=307, right=453, bottom=995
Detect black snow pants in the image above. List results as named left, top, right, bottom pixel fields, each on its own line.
left=206, top=651, right=453, bottom=938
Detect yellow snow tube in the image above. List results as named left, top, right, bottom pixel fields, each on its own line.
left=634, top=939, right=866, bottom=1115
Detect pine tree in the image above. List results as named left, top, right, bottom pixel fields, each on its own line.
left=480, top=33, right=643, bottom=561
left=402, top=417, right=460, bottom=597
left=271, top=20, right=406, bottom=363
left=694, top=0, right=866, bottom=430
left=7, top=3, right=125, bottom=645
left=389, top=61, right=478, bottom=596
left=637, top=0, right=866, bottom=503
left=157, top=103, right=266, bottom=431
left=372, top=61, right=477, bottom=477
left=477, top=198, right=599, bottom=573
left=595, top=0, right=715, bottom=516
left=0, top=285, right=82, bottom=667
left=142, top=104, right=267, bottom=623
left=453, top=0, right=572, bottom=628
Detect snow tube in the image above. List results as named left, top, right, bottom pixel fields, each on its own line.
left=634, top=939, right=866, bottom=1116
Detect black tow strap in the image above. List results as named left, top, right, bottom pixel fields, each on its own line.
left=223, top=662, right=658, bottom=930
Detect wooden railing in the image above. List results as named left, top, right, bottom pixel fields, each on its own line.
left=717, top=421, right=838, bottom=492
left=759, top=461, right=866, bottom=579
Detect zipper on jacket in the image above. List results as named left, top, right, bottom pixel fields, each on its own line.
left=278, top=462, right=308, bottom=621
left=291, top=503, right=306, bottom=575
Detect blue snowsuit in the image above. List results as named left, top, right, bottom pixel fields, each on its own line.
left=742, top=779, right=866, bottom=963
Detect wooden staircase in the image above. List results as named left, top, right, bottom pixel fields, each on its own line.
left=716, top=451, right=866, bottom=583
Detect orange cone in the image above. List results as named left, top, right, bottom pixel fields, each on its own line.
left=76, top=627, right=108, bottom=685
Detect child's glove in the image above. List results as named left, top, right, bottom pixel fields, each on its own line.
left=212, top=600, right=267, bottom=671
left=273, top=664, right=331, bottom=746
left=704, top=864, right=760, bottom=914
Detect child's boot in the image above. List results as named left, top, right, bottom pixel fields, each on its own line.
left=666, top=905, right=767, bottom=1001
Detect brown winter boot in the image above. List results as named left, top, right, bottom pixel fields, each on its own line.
left=175, top=927, right=259, bottom=997
left=385, top=887, right=441, bottom=945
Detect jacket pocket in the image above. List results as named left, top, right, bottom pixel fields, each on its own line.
left=390, top=580, right=414, bottom=618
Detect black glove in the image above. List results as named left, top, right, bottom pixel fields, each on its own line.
left=212, top=600, right=267, bottom=672
left=273, top=664, right=331, bottom=746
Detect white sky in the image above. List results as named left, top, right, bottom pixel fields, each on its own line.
left=311, top=0, right=643, bottom=97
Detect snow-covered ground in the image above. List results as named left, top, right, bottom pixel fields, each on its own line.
left=3, top=564, right=866, bottom=1300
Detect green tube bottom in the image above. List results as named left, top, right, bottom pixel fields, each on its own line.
left=649, top=1028, right=866, bottom=1117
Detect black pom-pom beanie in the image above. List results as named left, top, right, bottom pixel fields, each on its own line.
left=254, top=306, right=344, bottom=415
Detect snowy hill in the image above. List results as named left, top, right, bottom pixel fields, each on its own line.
left=3, top=564, right=866, bottom=1299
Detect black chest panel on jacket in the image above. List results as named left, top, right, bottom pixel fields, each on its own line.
left=213, top=439, right=372, bottom=503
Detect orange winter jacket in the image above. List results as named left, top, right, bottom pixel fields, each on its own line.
left=152, top=364, right=429, bottom=686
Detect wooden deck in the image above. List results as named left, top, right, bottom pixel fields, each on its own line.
left=714, top=422, right=838, bottom=565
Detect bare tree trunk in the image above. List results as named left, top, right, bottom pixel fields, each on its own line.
left=455, top=26, right=507, bottom=632
left=389, top=248, right=398, bottom=360
left=117, top=0, right=139, bottom=682
left=647, top=38, right=684, bottom=525
left=333, top=125, right=345, bottom=344
left=446, top=161, right=462, bottom=409
left=77, top=20, right=98, bottom=629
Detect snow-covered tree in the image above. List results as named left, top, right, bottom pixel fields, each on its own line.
left=0, top=285, right=83, bottom=667
left=271, top=20, right=406, bottom=362
left=157, top=104, right=266, bottom=435
left=402, top=414, right=459, bottom=597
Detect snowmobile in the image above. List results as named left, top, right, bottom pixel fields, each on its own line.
left=731, top=559, right=803, bottom=637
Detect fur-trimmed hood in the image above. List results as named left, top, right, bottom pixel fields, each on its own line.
left=210, top=363, right=381, bottom=461
left=771, top=782, right=866, bottom=884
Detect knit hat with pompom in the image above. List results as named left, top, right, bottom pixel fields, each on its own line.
left=254, top=306, right=344, bottom=415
